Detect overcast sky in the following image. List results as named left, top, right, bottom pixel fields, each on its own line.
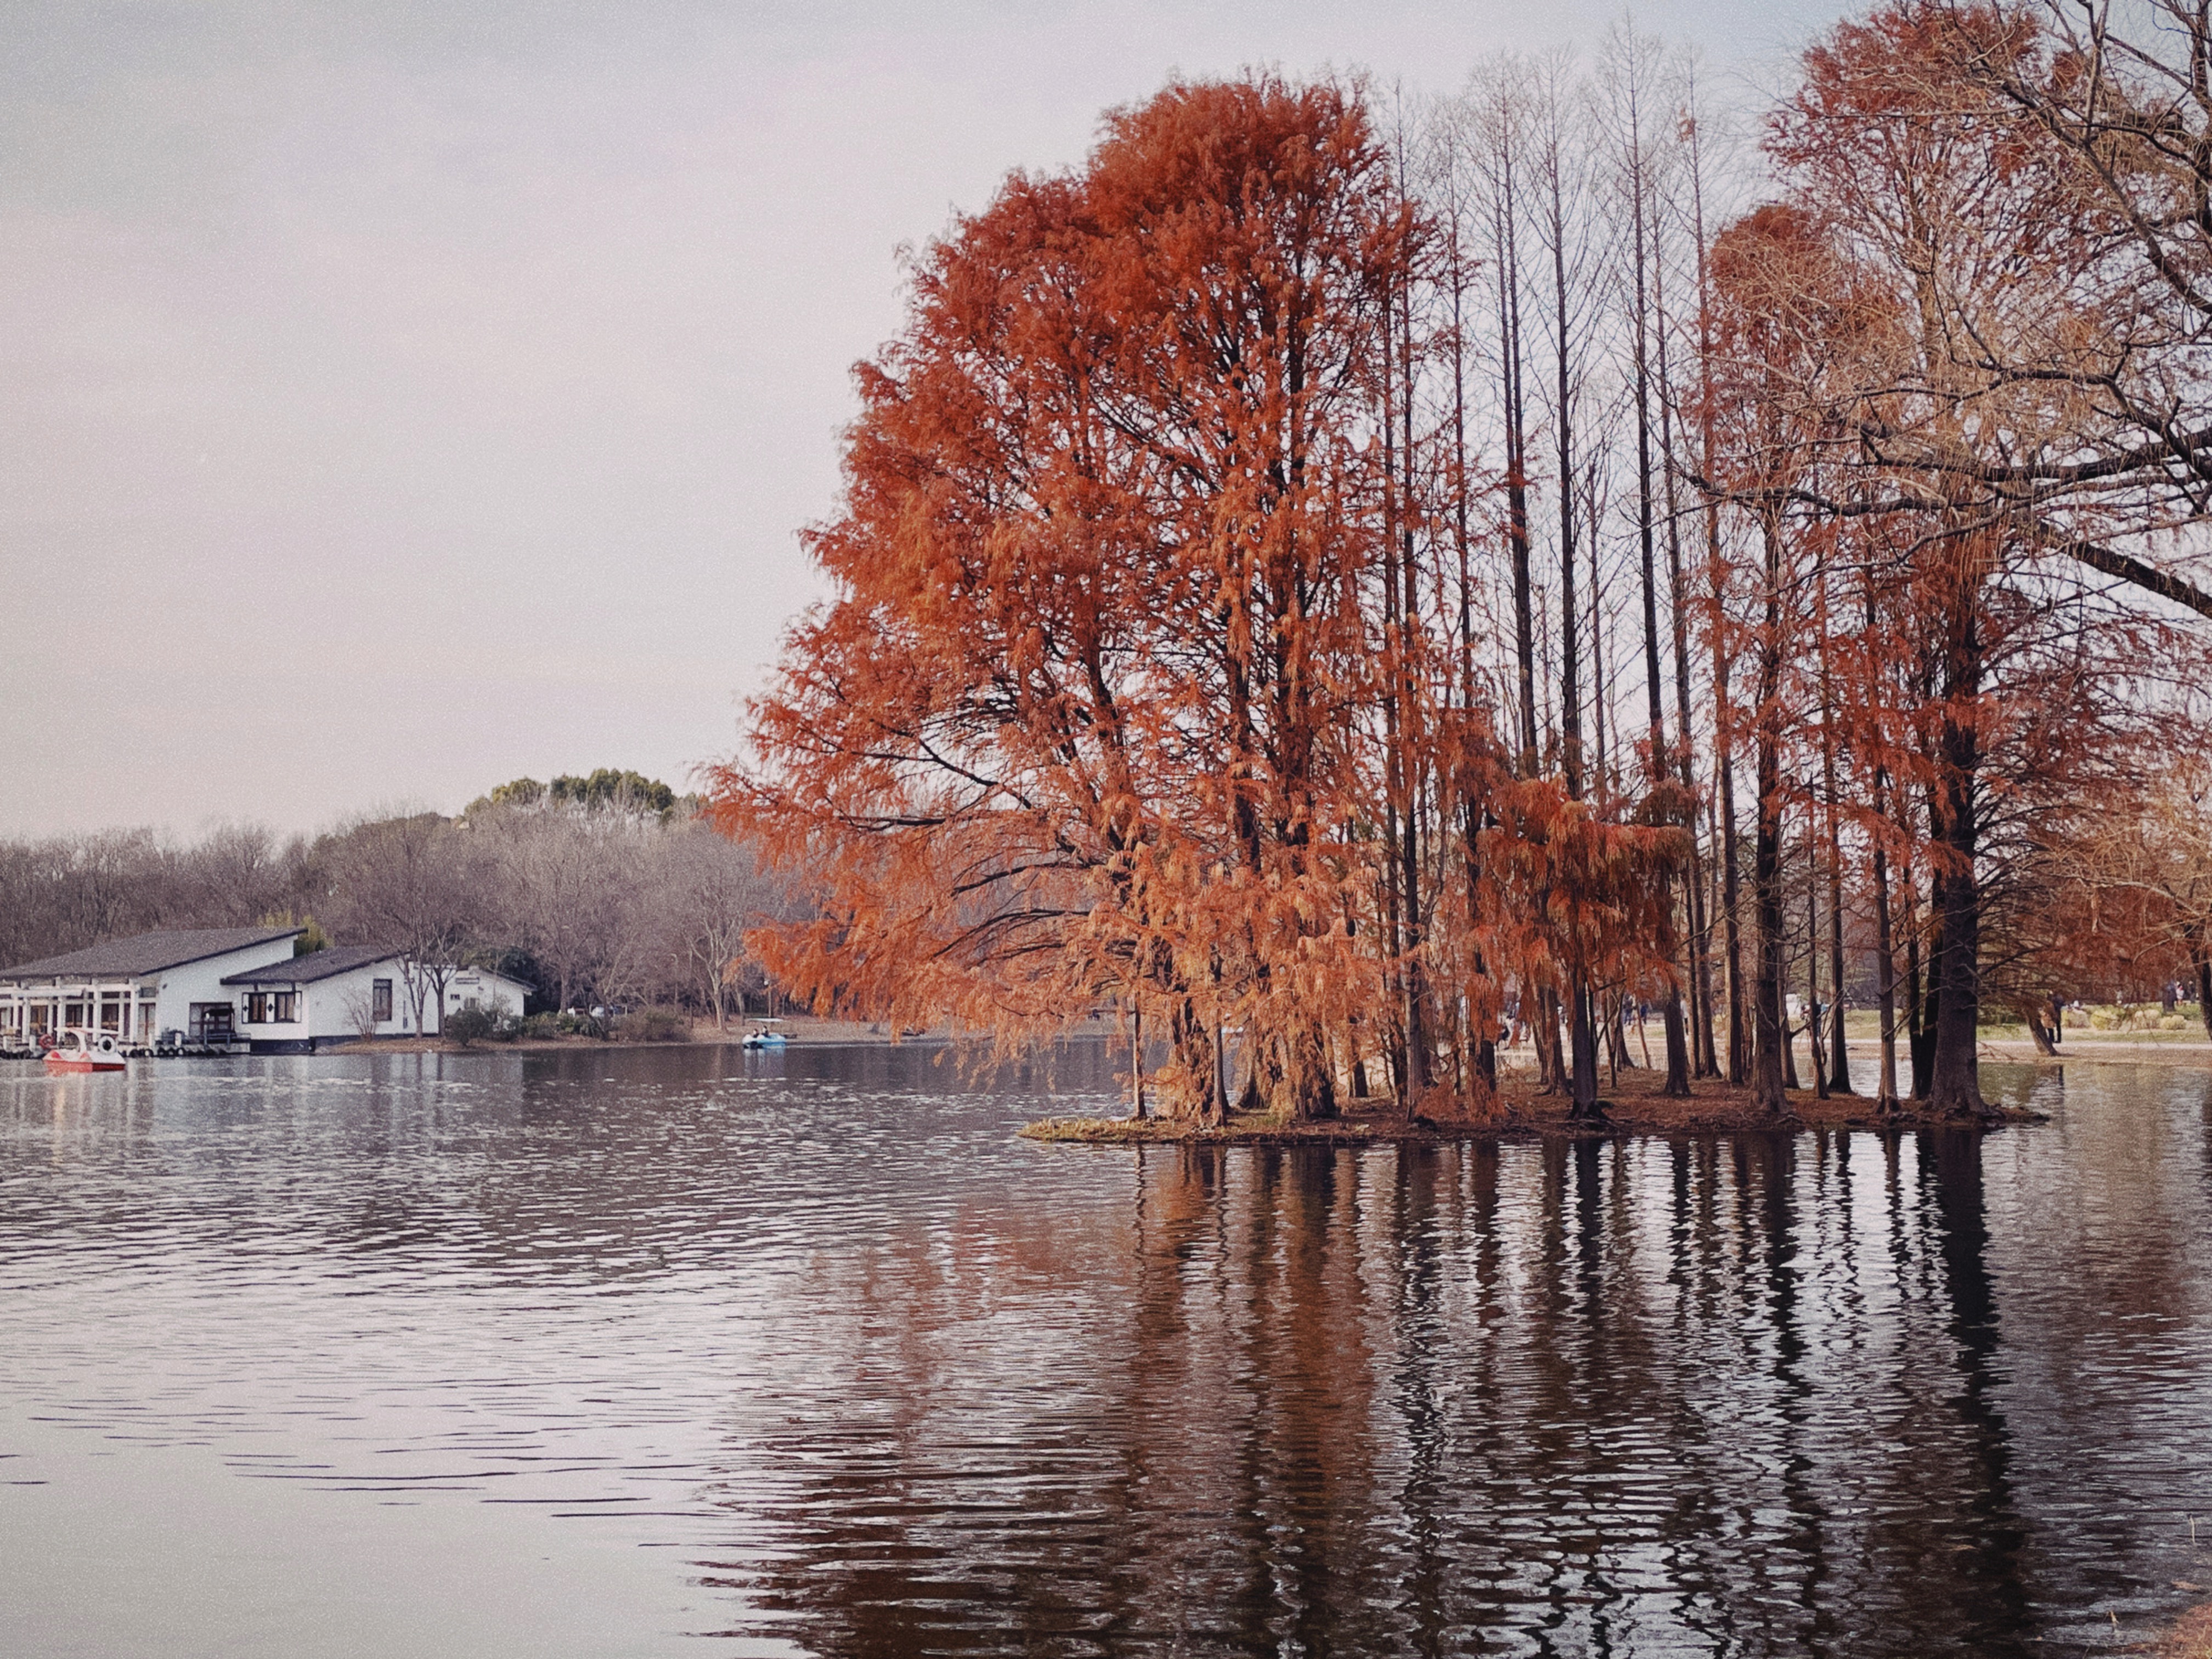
left=1, top=0, right=1841, bottom=838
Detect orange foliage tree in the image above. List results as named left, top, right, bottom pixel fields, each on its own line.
left=710, top=75, right=1685, bottom=1124
left=715, top=21, right=2212, bottom=1128
left=709, top=80, right=1427, bottom=1120
left=1699, top=2, right=2212, bottom=1117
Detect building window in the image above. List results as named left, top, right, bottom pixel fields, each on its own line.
left=272, top=992, right=297, bottom=1024
left=245, top=993, right=268, bottom=1024
left=372, top=979, right=393, bottom=1022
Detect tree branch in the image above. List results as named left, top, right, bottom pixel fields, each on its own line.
left=2046, top=535, right=2212, bottom=619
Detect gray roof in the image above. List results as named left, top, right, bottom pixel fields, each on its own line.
left=223, top=945, right=402, bottom=986
left=0, top=926, right=306, bottom=983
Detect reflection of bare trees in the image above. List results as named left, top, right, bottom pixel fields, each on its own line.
left=10, top=1047, right=2210, bottom=1652
left=698, top=1125, right=2142, bottom=1656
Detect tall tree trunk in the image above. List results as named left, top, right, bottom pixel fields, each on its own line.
left=1494, top=133, right=1541, bottom=778
left=1807, top=859, right=1829, bottom=1099
left=1626, top=112, right=1690, bottom=1097
left=1717, top=712, right=1747, bottom=1084
left=1397, top=244, right=1431, bottom=1103
left=1689, top=95, right=1743, bottom=1084
left=1655, top=167, right=1717, bottom=1079
left=1871, top=765, right=1903, bottom=1114
left=1533, top=987, right=1566, bottom=1094
left=1548, top=137, right=1601, bottom=1125
left=1571, top=984, right=1602, bottom=1118
left=1750, top=511, right=1790, bottom=1118
left=1927, top=554, right=1989, bottom=1120
left=1379, top=365, right=1410, bottom=1105
left=1826, top=839, right=1853, bottom=1094
left=1171, top=997, right=1223, bottom=1124
left=1130, top=1003, right=1146, bottom=1119
left=1928, top=719, right=1987, bottom=1118
left=1818, top=571, right=1853, bottom=1094
left=1446, top=156, right=1500, bottom=1110
left=1905, top=821, right=1938, bottom=1102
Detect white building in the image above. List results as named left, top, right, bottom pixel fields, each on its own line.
left=0, top=928, right=533, bottom=1056
left=224, top=949, right=531, bottom=1053
left=442, top=965, right=531, bottom=1025
left=0, top=926, right=306, bottom=1049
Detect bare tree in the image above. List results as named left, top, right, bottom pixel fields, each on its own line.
left=660, top=823, right=786, bottom=1026
left=323, top=812, right=484, bottom=1035
left=1600, top=20, right=1695, bottom=1094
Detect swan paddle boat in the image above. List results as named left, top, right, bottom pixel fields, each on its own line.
left=740, top=1020, right=789, bottom=1050
left=44, top=1028, right=128, bottom=1074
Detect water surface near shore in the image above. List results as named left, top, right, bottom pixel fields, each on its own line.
left=2, top=1043, right=2209, bottom=1657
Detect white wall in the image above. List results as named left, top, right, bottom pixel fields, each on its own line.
left=148, top=936, right=302, bottom=1040
left=233, top=959, right=414, bottom=1043
left=230, top=959, right=527, bottom=1045
left=312, top=963, right=413, bottom=1040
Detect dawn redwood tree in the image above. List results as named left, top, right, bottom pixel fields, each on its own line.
left=1988, top=700, right=2212, bottom=1040
left=712, top=77, right=1418, bottom=1121
left=1748, top=2, right=2194, bottom=1115
left=1702, top=204, right=1879, bottom=1116
left=2118, top=752, right=2212, bottom=1038
left=1528, top=52, right=1615, bottom=1118
left=1600, top=23, right=1694, bottom=1096
left=1681, top=95, right=1754, bottom=1088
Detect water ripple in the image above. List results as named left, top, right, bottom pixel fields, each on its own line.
left=2, top=1047, right=2209, bottom=1657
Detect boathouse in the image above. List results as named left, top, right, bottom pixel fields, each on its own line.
left=0, top=926, right=306, bottom=1049
left=1, top=929, right=532, bottom=1055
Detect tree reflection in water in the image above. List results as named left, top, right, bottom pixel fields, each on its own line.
left=705, top=1079, right=2211, bottom=1658
left=7, top=1051, right=2208, bottom=1657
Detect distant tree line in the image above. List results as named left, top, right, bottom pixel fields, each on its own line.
left=0, top=774, right=802, bottom=1026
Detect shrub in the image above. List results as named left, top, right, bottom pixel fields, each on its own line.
left=613, top=1006, right=690, bottom=1043
left=444, top=1005, right=521, bottom=1047
left=521, top=1011, right=610, bottom=1039
left=2159, top=1014, right=2188, bottom=1031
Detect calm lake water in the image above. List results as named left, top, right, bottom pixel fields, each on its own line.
left=2, top=1043, right=2208, bottom=1658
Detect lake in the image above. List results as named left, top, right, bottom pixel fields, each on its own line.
left=2, top=1043, right=2208, bottom=1657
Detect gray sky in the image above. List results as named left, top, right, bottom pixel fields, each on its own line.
left=1, top=0, right=1837, bottom=838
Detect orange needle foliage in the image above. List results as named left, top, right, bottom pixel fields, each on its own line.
left=707, top=76, right=1683, bottom=1122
